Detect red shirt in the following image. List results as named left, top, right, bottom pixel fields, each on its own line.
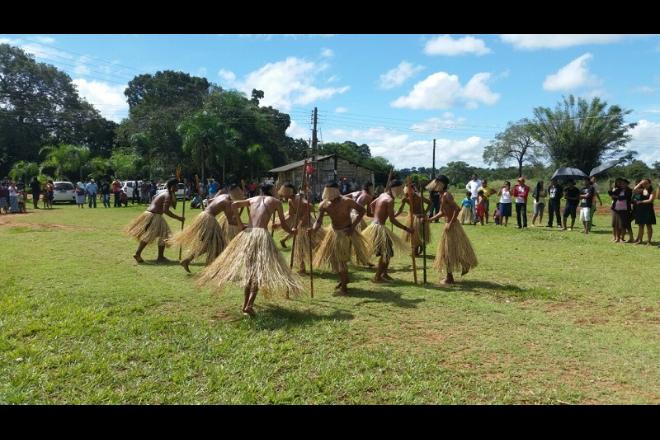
left=513, top=184, right=530, bottom=203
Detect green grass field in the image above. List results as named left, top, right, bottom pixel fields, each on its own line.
left=1, top=200, right=658, bottom=404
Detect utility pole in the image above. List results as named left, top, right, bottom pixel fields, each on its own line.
left=311, top=107, right=319, bottom=198
left=432, top=138, right=436, bottom=178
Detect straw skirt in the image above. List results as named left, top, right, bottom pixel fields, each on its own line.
left=124, top=211, right=171, bottom=246
left=169, top=211, right=226, bottom=264
left=434, top=221, right=478, bottom=276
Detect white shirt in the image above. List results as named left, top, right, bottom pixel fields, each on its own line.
left=499, top=189, right=512, bottom=203
left=466, top=179, right=482, bottom=198
left=9, top=185, right=18, bottom=197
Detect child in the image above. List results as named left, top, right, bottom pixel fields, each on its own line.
left=475, top=190, right=486, bottom=225
left=17, top=190, right=26, bottom=213
left=497, top=181, right=512, bottom=226
left=459, top=191, right=474, bottom=224
left=493, top=202, right=502, bottom=225
left=120, top=190, right=129, bottom=207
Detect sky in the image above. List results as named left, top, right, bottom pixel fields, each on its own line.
left=1, top=34, right=659, bottom=168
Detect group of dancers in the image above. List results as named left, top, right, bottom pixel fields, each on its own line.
left=124, top=175, right=478, bottom=316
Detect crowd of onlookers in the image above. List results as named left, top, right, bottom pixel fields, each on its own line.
left=441, top=174, right=657, bottom=245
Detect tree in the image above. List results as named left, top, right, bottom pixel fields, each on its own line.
left=532, top=95, right=636, bottom=173
left=438, top=161, right=475, bottom=188
left=9, top=161, right=39, bottom=185
left=178, top=110, right=226, bottom=183
left=483, top=119, right=543, bottom=177
left=39, top=144, right=91, bottom=181
left=0, top=44, right=116, bottom=176
left=109, top=149, right=140, bottom=179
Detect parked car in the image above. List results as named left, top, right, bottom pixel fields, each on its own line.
left=52, top=181, right=76, bottom=203
left=121, top=180, right=143, bottom=199
left=156, top=183, right=188, bottom=200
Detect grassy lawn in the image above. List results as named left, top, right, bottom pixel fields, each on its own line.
left=0, top=200, right=658, bottom=404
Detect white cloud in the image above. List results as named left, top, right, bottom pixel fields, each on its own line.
left=424, top=35, right=491, bottom=56
left=627, top=119, right=660, bottom=165
left=543, top=53, right=601, bottom=92
left=31, top=36, right=55, bottom=44
left=335, top=107, right=348, bottom=113
left=324, top=126, right=488, bottom=168
left=410, top=112, right=467, bottom=132
left=379, top=61, right=424, bottom=89
left=320, top=48, right=334, bottom=58
left=218, top=69, right=236, bottom=83
left=391, top=71, right=500, bottom=110
left=72, top=78, right=128, bottom=123
left=197, top=67, right=208, bottom=77
left=633, top=85, right=657, bottom=94
left=500, top=34, right=626, bottom=50
left=286, top=119, right=310, bottom=139
left=326, top=75, right=339, bottom=83
left=234, top=57, right=349, bottom=111
left=74, top=56, right=91, bottom=76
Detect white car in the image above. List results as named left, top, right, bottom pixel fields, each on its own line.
left=121, top=180, right=143, bottom=199
left=52, top=181, right=76, bottom=203
left=156, top=183, right=188, bottom=200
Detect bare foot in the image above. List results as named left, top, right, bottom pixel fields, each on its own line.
left=180, top=260, right=191, bottom=273
left=440, top=277, right=455, bottom=285
left=133, top=254, right=144, bottom=264
left=242, top=307, right=256, bottom=317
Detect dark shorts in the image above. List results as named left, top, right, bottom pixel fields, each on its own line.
left=563, top=204, right=577, bottom=218
left=500, top=202, right=512, bottom=217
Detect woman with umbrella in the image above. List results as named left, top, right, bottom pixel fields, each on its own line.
left=632, top=178, right=655, bottom=245
left=608, top=178, right=633, bottom=243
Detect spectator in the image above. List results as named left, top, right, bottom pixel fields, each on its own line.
left=132, top=179, right=139, bottom=204
left=493, top=202, right=502, bottom=225
left=579, top=178, right=595, bottom=234
left=17, top=188, right=26, bottom=213
left=608, top=178, right=633, bottom=243
left=8, top=180, right=19, bottom=213
left=475, top=190, right=486, bottom=225
left=531, top=181, right=546, bottom=227
left=477, top=178, right=496, bottom=224
left=340, top=177, right=350, bottom=195
left=632, top=178, right=655, bottom=245
left=497, top=181, right=512, bottom=227
left=208, top=178, right=220, bottom=198
left=86, top=178, right=98, bottom=208
left=112, top=178, right=122, bottom=207
left=100, top=179, right=111, bottom=208
left=513, top=177, right=530, bottom=229
left=45, top=180, right=54, bottom=209
left=459, top=191, right=474, bottom=224
left=546, top=179, right=563, bottom=229
left=0, top=181, right=8, bottom=214
left=140, top=181, right=149, bottom=204
left=465, top=174, right=482, bottom=222
left=75, top=181, right=86, bottom=208
left=562, top=180, right=580, bottom=231
left=150, top=181, right=157, bottom=200
left=589, top=176, right=603, bottom=227
left=120, top=190, right=129, bottom=207
left=30, top=177, right=41, bottom=209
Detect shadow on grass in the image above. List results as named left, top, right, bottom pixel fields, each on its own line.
left=348, top=287, right=425, bottom=309
left=139, top=259, right=183, bottom=267
left=250, top=304, right=354, bottom=330
left=453, top=279, right=561, bottom=300
left=312, top=271, right=371, bottom=282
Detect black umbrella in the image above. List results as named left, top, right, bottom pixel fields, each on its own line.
left=589, top=160, right=619, bottom=178
left=551, top=167, right=588, bottom=181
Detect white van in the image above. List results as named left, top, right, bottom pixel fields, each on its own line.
left=121, top=180, right=142, bottom=199
left=52, top=181, right=76, bottom=203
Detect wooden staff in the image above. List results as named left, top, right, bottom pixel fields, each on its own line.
left=385, top=167, right=394, bottom=232
left=175, top=166, right=186, bottom=261
left=305, top=166, right=314, bottom=298
left=420, top=179, right=427, bottom=285
left=290, top=161, right=308, bottom=269
left=405, top=176, right=418, bottom=284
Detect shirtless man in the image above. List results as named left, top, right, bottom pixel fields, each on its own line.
left=395, top=183, right=431, bottom=256
left=426, top=175, right=478, bottom=284
left=175, top=184, right=244, bottom=273
left=197, top=183, right=303, bottom=316
left=311, top=181, right=370, bottom=295
left=346, top=182, right=375, bottom=229
left=290, top=190, right=323, bottom=274
left=364, top=179, right=413, bottom=283
left=125, top=178, right=184, bottom=264
left=277, top=183, right=300, bottom=249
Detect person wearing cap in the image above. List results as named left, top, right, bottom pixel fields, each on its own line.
left=512, top=177, right=530, bottom=229
left=85, top=179, right=98, bottom=208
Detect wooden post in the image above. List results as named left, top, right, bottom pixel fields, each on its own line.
left=420, top=181, right=427, bottom=284
left=290, top=161, right=307, bottom=270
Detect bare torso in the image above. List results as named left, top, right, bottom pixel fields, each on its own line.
left=440, top=192, right=460, bottom=220
left=247, top=195, right=284, bottom=229
left=371, top=193, right=395, bottom=224
left=320, top=196, right=361, bottom=230
left=348, top=190, right=374, bottom=216
left=205, top=194, right=231, bottom=218
left=147, top=191, right=171, bottom=215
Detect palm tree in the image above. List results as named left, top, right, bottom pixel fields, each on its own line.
left=39, top=144, right=91, bottom=181
left=9, top=161, right=40, bottom=186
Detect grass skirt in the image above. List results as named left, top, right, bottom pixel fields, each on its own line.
left=169, top=211, right=226, bottom=264
left=313, top=226, right=370, bottom=272
left=362, top=222, right=407, bottom=262
left=124, top=211, right=171, bottom=246
left=197, top=227, right=304, bottom=298
left=218, top=213, right=243, bottom=242
left=434, top=221, right=478, bottom=276
left=350, top=210, right=368, bottom=232
left=401, top=215, right=431, bottom=247
left=458, top=207, right=473, bottom=224
left=291, top=225, right=326, bottom=269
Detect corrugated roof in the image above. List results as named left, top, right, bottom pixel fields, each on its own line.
left=269, top=155, right=335, bottom=173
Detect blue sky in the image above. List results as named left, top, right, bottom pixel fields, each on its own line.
left=2, top=34, right=659, bottom=168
